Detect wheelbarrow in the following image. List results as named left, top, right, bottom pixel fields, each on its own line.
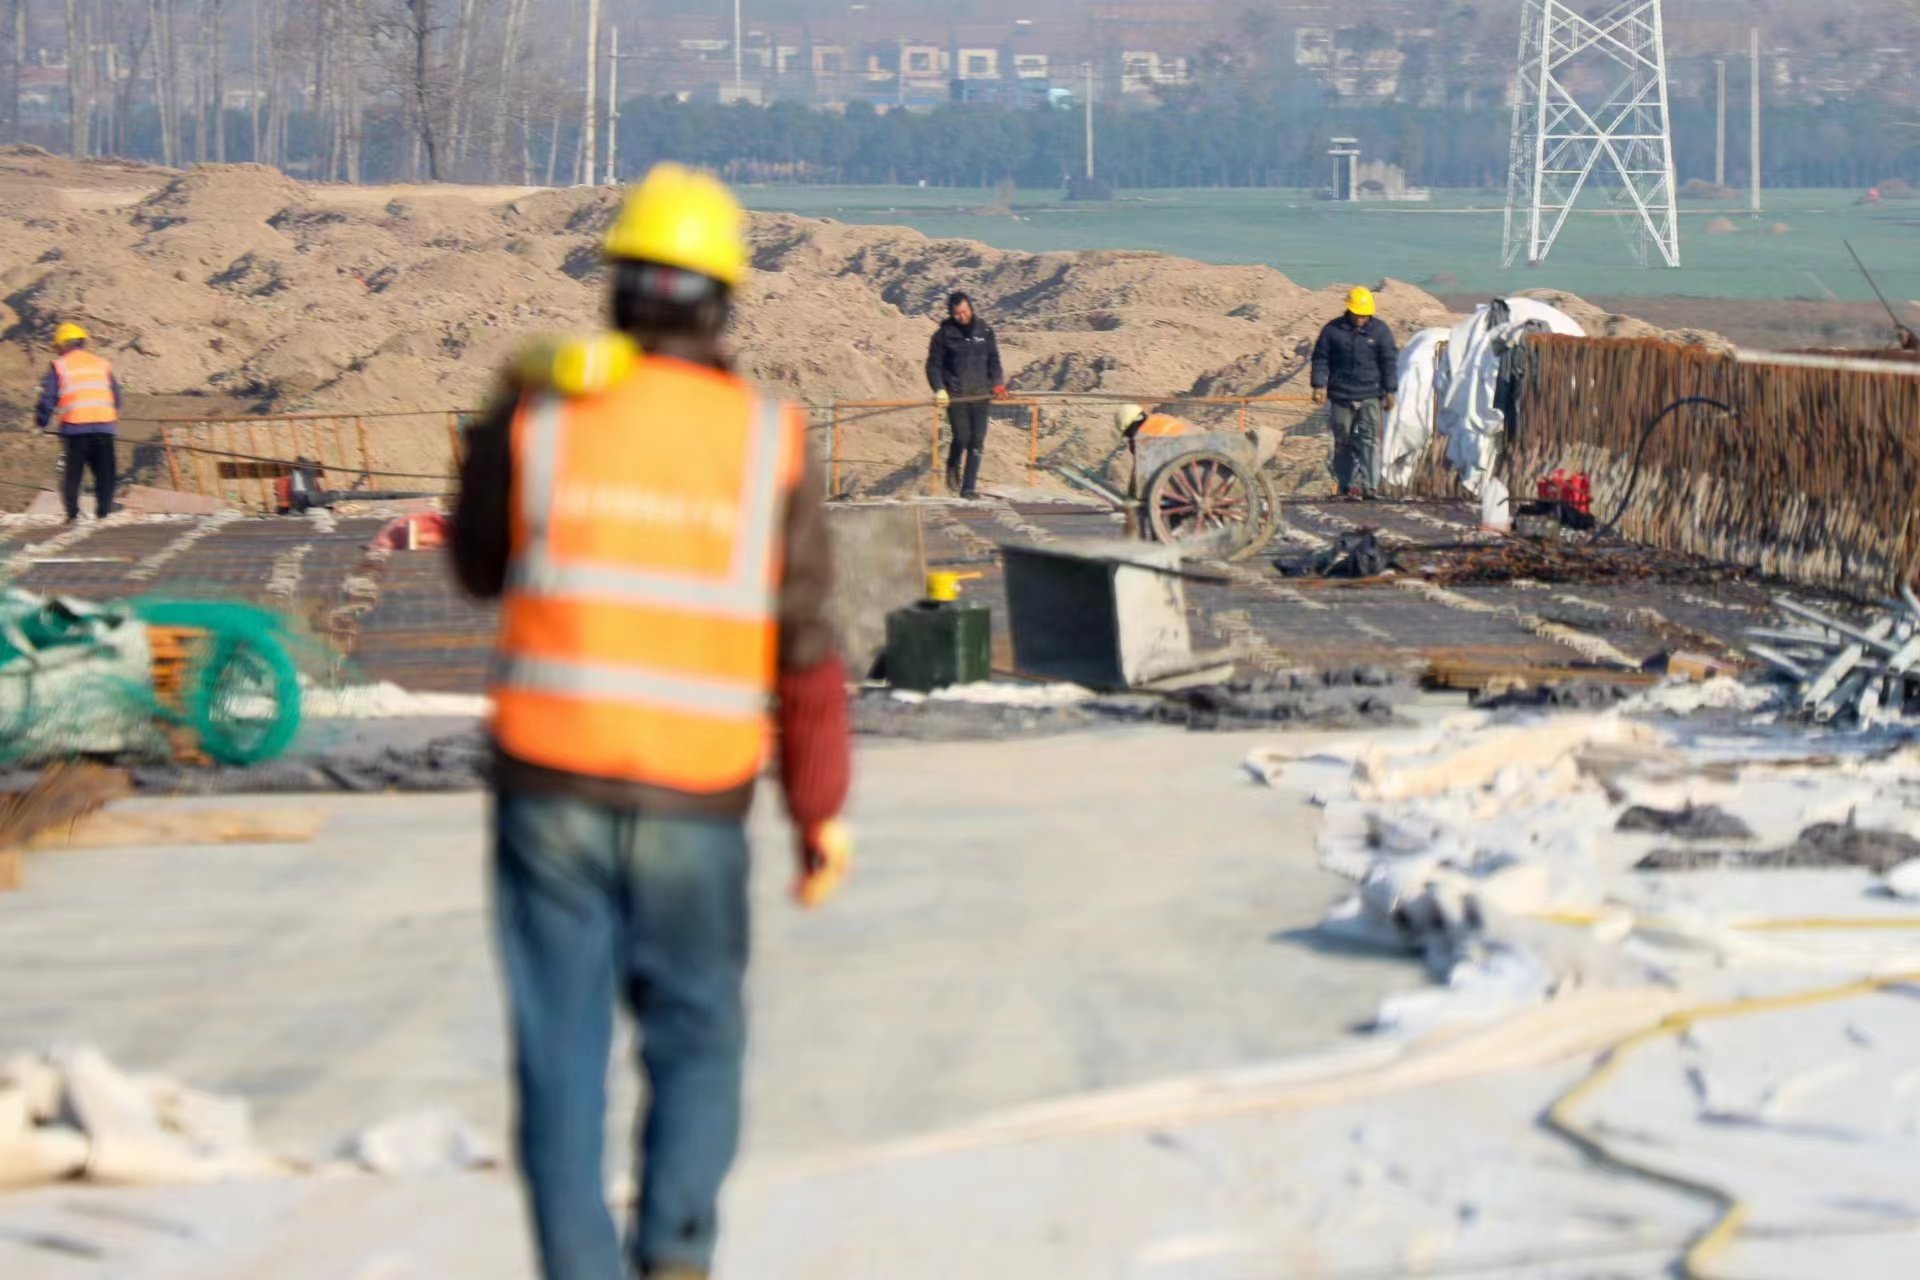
left=1128, top=430, right=1283, bottom=562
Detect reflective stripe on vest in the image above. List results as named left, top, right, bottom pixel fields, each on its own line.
left=504, top=394, right=783, bottom=619
left=490, top=369, right=796, bottom=791
left=54, top=351, right=117, bottom=426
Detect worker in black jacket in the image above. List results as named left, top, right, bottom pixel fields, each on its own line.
left=924, top=292, right=1005, bottom=499
left=1310, top=286, right=1398, bottom=499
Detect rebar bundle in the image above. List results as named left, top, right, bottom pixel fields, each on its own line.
left=1512, top=336, right=1920, bottom=596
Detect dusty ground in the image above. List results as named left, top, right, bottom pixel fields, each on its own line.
left=0, top=724, right=1443, bottom=1277
left=0, top=727, right=1420, bottom=1159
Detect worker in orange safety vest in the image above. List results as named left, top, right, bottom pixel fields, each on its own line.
left=1110, top=402, right=1281, bottom=500
left=451, top=163, right=852, bottom=1280
left=35, top=322, right=121, bottom=522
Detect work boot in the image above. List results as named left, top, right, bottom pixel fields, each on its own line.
left=960, top=449, right=984, bottom=499
left=945, top=463, right=962, bottom=493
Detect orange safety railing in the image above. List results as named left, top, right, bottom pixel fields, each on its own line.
left=138, top=392, right=1318, bottom=509
left=823, top=392, right=1317, bottom=498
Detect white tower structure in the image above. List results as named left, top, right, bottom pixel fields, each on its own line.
left=1502, top=0, right=1680, bottom=268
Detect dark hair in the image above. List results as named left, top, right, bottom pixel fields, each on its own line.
left=611, top=260, right=731, bottom=341
left=947, top=291, right=972, bottom=314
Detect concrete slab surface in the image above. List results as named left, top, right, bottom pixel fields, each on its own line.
left=0, top=727, right=1435, bottom=1278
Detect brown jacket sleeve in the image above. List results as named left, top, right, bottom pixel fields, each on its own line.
left=450, top=396, right=515, bottom=600
left=776, top=448, right=837, bottom=670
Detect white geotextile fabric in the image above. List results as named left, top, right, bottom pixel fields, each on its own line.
left=0, top=1047, right=496, bottom=1189
left=1248, top=704, right=1920, bottom=1037
left=1423, top=297, right=1585, bottom=496
left=1380, top=327, right=1451, bottom=487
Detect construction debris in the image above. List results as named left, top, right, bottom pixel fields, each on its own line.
left=1275, top=528, right=1397, bottom=579
left=0, top=1047, right=282, bottom=1188
left=1615, top=802, right=1753, bottom=840
left=1411, top=537, right=1739, bottom=588
left=1636, top=819, right=1920, bottom=873
left=1144, top=670, right=1404, bottom=731
left=1744, top=590, right=1920, bottom=725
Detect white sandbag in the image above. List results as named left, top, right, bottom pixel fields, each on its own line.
left=345, top=1108, right=500, bottom=1176
left=1, top=1053, right=65, bottom=1122
left=0, top=1125, right=89, bottom=1188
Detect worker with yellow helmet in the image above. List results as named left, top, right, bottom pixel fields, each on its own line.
left=1109, top=403, right=1283, bottom=500
left=35, top=321, right=122, bottom=522
left=1309, top=285, right=1399, bottom=500
left=450, top=162, right=852, bottom=1280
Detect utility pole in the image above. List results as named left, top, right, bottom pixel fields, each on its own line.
left=1749, top=26, right=1761, bottom=213
left=1083, top=61, right=1093, bottom=180
left=1714, top=58, right=1725, bottom=187
left=605, top=26, right=618, bottom=185
left=580, top=0, right=600, bottom=184
left=733, top=0, right=743, bottom=97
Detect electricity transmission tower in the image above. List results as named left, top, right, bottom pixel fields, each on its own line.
left=1502, top=0, right=1680, bottom=268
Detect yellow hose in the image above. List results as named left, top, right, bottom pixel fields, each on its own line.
left=1529, top=909, right=1920, bottom=932
left=1543, top=970, right=1920, bottom=1279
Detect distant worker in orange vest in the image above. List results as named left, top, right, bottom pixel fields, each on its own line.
left=451, top=163, right=852, bottom=1280
left=1111, top=403, right=1281, bottom=499
left=35, top=322, right=121, bottom=523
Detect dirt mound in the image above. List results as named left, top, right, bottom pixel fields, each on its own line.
left=0, top=157, right=1700, bottom=498
left=1513, top=289, right=1732, bottom=351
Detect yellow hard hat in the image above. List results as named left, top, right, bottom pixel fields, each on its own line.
left=53, top=322, right=89, bottom=347
left=602, top=162, right=748, bottom=287
left=1345, top=286, right=1376, bottom=317
left=1114, top=404, right=1147, bottom=434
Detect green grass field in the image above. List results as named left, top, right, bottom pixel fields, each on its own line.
left=740, top=186, right=1920, bottom=306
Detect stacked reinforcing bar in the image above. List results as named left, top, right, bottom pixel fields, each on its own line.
left=1509, top=336, right=1920, bottom=596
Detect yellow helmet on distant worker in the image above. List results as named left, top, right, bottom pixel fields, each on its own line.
left=1114, top=403, right=1147, bottom=434
left=53, top=322, right=89, bottom=347
left=602, top=162, right=748, bottom=287
left=1345, top=286, right=1376, bottom=317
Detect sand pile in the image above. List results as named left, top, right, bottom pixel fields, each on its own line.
left=0, top=153, right=1672, bottom=495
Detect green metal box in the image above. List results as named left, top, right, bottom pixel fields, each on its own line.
left=884, top=601, right=992, bottom=692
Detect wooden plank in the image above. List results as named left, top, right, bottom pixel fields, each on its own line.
left=26, top=807, right=328, bottom=851
left=1424, top=660, right=1660, bottom=692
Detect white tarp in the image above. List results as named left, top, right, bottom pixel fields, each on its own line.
left=1380, top=327, right=1452, bottom=487
left=1383, top=298, right=1587, bottom=513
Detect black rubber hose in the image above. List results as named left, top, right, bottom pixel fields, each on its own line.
left=1589, top=396, right=1738, bottom=544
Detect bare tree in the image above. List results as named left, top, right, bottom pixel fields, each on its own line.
left=4, top=0, right=23, bottom=141
left=65, top=0, right=86, bottom=155
left=205, top=0, right=225, bottom=161
left=150, top=0, right=177, bottom=164
left=490, top=0, right=530, bottom=181
left=442, top=0, right=473, bottom=174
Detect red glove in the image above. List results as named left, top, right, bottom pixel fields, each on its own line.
left=993, top=384, right=1007, bottom=399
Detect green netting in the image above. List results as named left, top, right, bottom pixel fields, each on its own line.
left=133, top=600, right=305, bottom=766
left=0, top=590, right=305, bottom=768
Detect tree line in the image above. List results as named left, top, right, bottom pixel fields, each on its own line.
left=1, top=0, right=1914, bottom=191
left=614, top=97, right=1918, bottom=193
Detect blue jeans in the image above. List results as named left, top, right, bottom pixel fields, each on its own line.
left=492, top=791, right=751, bottom=1279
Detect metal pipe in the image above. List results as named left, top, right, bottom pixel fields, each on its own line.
left=1775, top=597, right=1900, bottom=656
